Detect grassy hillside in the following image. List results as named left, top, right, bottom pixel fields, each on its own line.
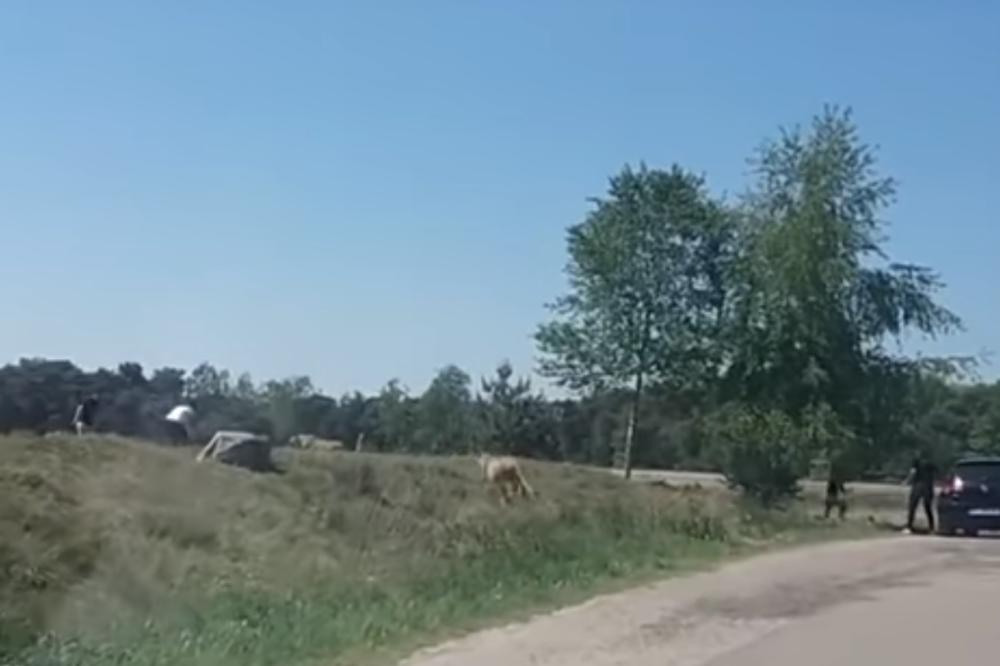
left=1, top=434, right=879, bottom=666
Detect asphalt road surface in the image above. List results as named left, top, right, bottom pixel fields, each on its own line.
left=400, top=536, right=1000, bottom=666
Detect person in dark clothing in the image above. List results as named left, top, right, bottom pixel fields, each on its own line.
left=72, top=394, right=99, bottom=436
left=825, top=476, right=848, bottom=519
left=905, top=453, right=937, bottom=533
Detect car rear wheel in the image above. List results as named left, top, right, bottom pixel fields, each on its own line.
left=937, top=524, right=956, bottom=537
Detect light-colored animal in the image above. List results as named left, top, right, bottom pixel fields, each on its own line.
left=289, top=434, right=344, bottom=451
left=478, top=453, right=535, bottom=504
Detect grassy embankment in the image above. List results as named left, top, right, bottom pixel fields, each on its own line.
left=0, top=434, right=895, bottom=666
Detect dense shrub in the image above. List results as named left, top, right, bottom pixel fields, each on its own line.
left=709, top=406, right=811, bottom=505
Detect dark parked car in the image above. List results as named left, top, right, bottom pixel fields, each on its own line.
left=936, top=456, right=1000, bottom=536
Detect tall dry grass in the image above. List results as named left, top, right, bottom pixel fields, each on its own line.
left=1, top=434, right=876, bottom=665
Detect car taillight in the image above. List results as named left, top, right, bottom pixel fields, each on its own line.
left=940, top=475, right=963, bottom=495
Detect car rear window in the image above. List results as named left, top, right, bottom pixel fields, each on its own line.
left=955, top=463, right=1000, bottom=484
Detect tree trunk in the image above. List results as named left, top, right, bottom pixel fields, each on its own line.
left=623, top=369, right=644, bottom=481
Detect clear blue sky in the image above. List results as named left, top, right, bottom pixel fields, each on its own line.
left=1, top=2, right=997, bottom=395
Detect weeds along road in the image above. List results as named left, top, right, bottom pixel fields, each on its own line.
left=400, top=536, right=1000, bottom=666
left=612, top=467, right=903, bottom=497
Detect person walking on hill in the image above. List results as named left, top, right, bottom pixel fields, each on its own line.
left=904, top=452, right=937, bottom=534
left=71, top=394, right=99, bottom=436
left=164, top=402, right=197, bottom=445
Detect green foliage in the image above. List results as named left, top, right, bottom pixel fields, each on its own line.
left=185, top=363, right=232, bottom=401
left=371, top=380, right=415, bottom=452
left=709, top=107, right=965, bottom=478
left=800, top=401, right=856, bottom=477
left=478, top=362, right=557, bottom=457
left=533, top=107, right=969, bottom=486
left=479, top=361, right=531, bottom=445
left=413, top=365, right=482, bottom=453
left=708, top=405, right=812, bottom=504
left=897, top=377, right=1000, bottom=471
left=536, top=165, right=734, bottom=476
left=536, top=164, right=732, bottom=393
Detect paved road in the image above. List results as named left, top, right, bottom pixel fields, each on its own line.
left=400, top=536, right=1000, bottom=666
left=709, top=541, right=1000, bottom=665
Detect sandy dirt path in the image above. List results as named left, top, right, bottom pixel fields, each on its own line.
left=399, top=536, right=1000, bottom=666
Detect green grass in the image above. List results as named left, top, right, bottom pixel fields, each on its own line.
left=0, top=435, right=885, bottom=666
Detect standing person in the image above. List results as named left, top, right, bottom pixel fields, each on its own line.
left=904, top=452, right=937, bottom=534
left=824, top=474, right=848, bottom=520
left=164, top=402, right=197, bottom=445
left=71, top=394, right=99, bottom=436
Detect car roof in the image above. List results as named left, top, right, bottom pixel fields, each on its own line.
left=955, top=456, right=1000, bottom=466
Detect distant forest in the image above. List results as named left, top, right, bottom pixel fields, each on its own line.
left=1, top=357, right=997, bottom=480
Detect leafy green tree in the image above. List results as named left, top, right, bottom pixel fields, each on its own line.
left=185, top=362, right=232, bottom=400
left=117, top=363, right=147, bottom=388
left=372, top=379, right=415, bottom=451
left=105, top=363, right=149, bottom=435
left=0, top=360, right=85, bottom=432
left=964, top=383, right=1000, bottom=454
left=537, top=165, right=732, bottom=478
left=233, top=373, right=258, bottom=401
left=708, top=405, right=811, bottom=504
left=479, top=361, right=547, bottom=455
left=294, top=394, right=340, bottom=439
left=337, top=391, right=378, bottom=449
left=546, top=398, right=614, bottom=464
left=415, top=365, right=480, bottom=453
left=149, top=368, right=185, bottom=401
left=723, top=107, right=962, bottom=474
left=480, top=362, right=528, bottom=442
left=262, top=376, right=315, bottom=443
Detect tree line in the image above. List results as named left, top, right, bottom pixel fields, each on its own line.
left=0, top=356, right=996, bottom=478
left=2, top=107, right=995, bottom=500
left=0, top=356, right=680, bottom=465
